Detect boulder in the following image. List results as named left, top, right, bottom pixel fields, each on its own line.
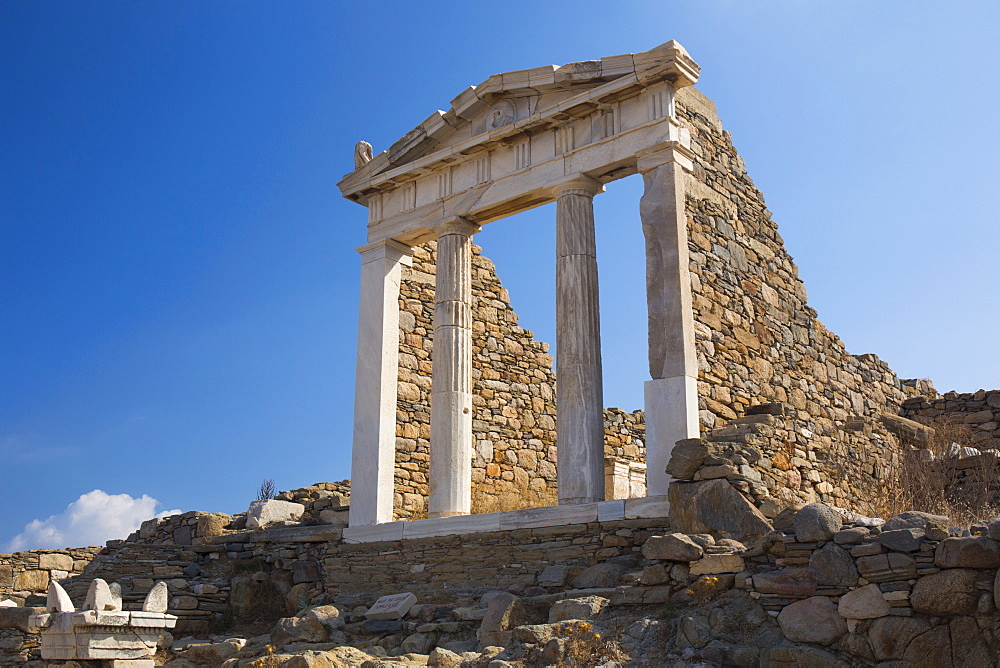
left=194, top=512, right=231, bottom=538
left=934, top=536, right=1000, bottom=569
left=911, top=568, right=979, bottom=615
left=178, top=639, right=246, bottom=663
left=882, top=510, right=949, bottom=532
left=400, top=631, right=436, bottom=654
left=477, top=593, right=525, bottom=648
left=270, top=615, right=327, bottom=647
left=548, top=596, right=608, bottom=623
left=776, top=597, right=846, bottom=645
left=303, top=605, right=345, bottom=631
left=876, top=528, right=926, bottom=553
left=246, top=499, right=305, bottom=529
left=570, top=562, right=627, bottom=588
left=668, top=479, right=773, bottom=542
left=792, top=504, right=842, bottom=543
left=641, top=533, right=703, bottom=562
left=666, top=438, right=715, bottom=479
left=427, top=647, right=463, bottom=667
left=809, top=542, right=858, bottom=587
left=838, top=583, right=890, bottom=619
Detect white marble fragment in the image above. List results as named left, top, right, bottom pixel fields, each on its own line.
left=142, top=582, right=169, bottom=613
left=84, top=578, right=120, bottom=611
left=47, top=581, right=75, bottom=613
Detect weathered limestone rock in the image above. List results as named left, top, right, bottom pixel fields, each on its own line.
left=38, top=553, right=74, bottom=572
left=776, top=596, right=846, bottom=645
left=911, top=568, right=980, bottom=615
left=665, top=438, right=716, bottom=479
left=668, top=479, right=772, bottom=541
left=15, top=570, right=48, bottom=592
left=882, top=510, right=949, bottom=532
left=178, top=638, right=245, bottom=663
left=856, top=552, right=916, bottom=581
left=401, top=631, right=436, bottom=654
left=876, top=528, right=926, bottom=553
left=427, top=647, right=463, bottom=667
left=270, top=615, right=327, bottom=648
left=536, top=565, right=569, bottom=588
left=934, top=536, right=1000, bottom=569
left=571, top=562, right=627, bottom=588
left=477, top=592, right=525, bottom=648
left=246, top=499, right=305, bottom=529
left=867, top=617, right=932, bottom=662
left=304, top=605, right=344, bottom=631
left=689, top=555, right=744, bottom=575
left=548, top=596, right=608, bottom=623
left=0, top=606, right=45, bottom=633
left=194, top=512, right=230, bottom=538
left=838, top=583, right=890, bottom=619
left=752, top=567, right=816, bottom=597
left=642, top=533, right=703, bottom=561
left=809, top=542, right=858, bottom=587
left=792, top=504, right=842, bottom=543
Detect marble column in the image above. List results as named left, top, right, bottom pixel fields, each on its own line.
left=555, top=175, right=606, bottom=505
left=637, top=142, right=700, bottom=498
left=349, top=239, right=413, bottom=527
left=429, top=218, right=481, bottom=519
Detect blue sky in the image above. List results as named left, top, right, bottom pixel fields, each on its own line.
left=2, top=2, right=998, bottom=550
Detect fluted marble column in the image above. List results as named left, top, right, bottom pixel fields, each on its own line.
left=555, top=175, right=606, bottom=505
left=637, top=141, right=699, bottom=497
left=429, top=218, right=481, bottom=518
left=350, top=239, right=413, bottom=527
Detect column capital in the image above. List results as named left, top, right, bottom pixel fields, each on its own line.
left=636, top=140, right=695, bottom=173
left=356, top=238, right=413, bottom=264
left=549, top=174, right=604, bottom=199
left=433, top=217, right=481, bottom=239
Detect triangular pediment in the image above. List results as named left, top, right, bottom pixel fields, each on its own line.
left=341, top=41, right=699, bottom=189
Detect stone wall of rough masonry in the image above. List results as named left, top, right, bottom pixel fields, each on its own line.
left=676, top=87, right=909, bottom=436
left=0, top=547, right=100, bottom=605
left=394, top=243, right=648, bottom=519
left=902, top=389, right=1000, bottom=451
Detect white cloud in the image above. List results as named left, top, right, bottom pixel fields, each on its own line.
left=6, top=490, right=181, bottom=552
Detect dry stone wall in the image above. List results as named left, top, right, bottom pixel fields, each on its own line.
left=677, top=87, right=908, bottom=435
left=0, top=547, right=100, bottom=606
left=902, top=389, right=1000, bottom=452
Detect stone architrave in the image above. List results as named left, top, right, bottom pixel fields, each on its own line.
left=554, top=175, right=606, bottom=505
left=365, top=592, right=417, bottom=620
left=350, top=239, right=413, bottom=527
left=429, top=219, right=480, bottom=519
left=637, top=140, right=700, bottom=498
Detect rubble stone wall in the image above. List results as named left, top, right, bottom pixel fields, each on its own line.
left=677, top=87, right=908, bottom=434
left=0, top=547, right=100, bottom=605
left=902, top=389, right=1000, bottom=452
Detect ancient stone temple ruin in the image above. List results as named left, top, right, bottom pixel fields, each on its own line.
left=340, top=41, right=702, bottom=534
left=5, top=40, right=1000, bottom=667
left=336, top=40, right=911, bottom=537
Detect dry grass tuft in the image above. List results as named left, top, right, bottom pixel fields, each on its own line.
left=554, top=621, right=629, bottom=668
left=859, top=418, right=1000, bottom=526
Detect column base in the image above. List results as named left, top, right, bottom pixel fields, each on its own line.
left=644, top=375, right=699, bottom=498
